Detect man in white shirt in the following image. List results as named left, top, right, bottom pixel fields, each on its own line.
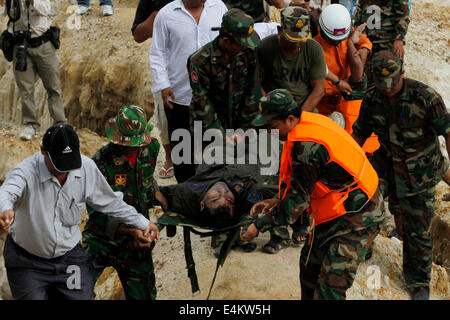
left=0, top=0, right=67, bottom=141
left=0, top=124, right=159, bottom=300
left=149, top=0, right=228, bottom=183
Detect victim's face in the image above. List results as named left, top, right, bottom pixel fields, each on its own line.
left=203, top=182, right=235, bottom=215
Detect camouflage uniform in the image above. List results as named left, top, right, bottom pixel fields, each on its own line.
left=82, top=105, right=161, bottom=300
left=353, top=51, right=450, bottom=291
left=223, top=0, right=272, bottom=23
left=258, top=6, right=327, bottom=247
left=251, top=89, right=385, bottom=299
left=354, top=0, right=410, bottom=53
left=187, top=9, right=262, bottom=136
left=355, top=0, right=410, bottom=242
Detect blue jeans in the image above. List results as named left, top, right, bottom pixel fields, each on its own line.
left=77, top=0, right=113, bottom=7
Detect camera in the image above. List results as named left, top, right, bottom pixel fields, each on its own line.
left=14, top=30, right=28, bottom=72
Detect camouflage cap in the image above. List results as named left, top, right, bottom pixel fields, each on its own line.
left=251, top=89, right=299, bottom=127
left=220, top=8, right=260, bottom=49
left=105, top=105, right=154, bottom=147
left=371, top=50, right=404, bottom=89
left=281, top=6, right=311, bottom=43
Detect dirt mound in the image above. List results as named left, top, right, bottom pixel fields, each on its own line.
left=0, top=0, right=154, bottom=135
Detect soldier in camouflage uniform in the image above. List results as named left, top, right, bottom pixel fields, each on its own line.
left=82, top=105, right=163, bottom=300
left=240, top=89, right=385, bottom=300
left=352, top=50, right=450, bottom=300
left=354, top=0, right=410, bottom=57
left=223, top=0, right=284, bottom=23
left=257, top=6, right=328, bottom=254
left=187, top=8, right=262, bottom=138
left=354, top=0, right=410, bottom=243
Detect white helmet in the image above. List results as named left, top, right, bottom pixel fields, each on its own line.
left=319, top=4, right=352, bottom=41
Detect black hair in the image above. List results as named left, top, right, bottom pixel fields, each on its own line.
left=200, top=204, right=234, bottom=229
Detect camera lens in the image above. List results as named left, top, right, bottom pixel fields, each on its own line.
left=14, top=31, right=28, bottom=72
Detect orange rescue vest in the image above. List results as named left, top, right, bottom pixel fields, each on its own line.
left=279, top=112, right=379, bottom=226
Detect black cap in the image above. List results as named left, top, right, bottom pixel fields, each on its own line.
left=42, top=124, right=81, bottom=172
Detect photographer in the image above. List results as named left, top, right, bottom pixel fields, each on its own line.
left=1, top=0, right=66, bottom=141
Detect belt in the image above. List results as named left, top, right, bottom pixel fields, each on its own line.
left=26, top=30, right=51, bottom=48
left=7, top=234, right=80, bottom=263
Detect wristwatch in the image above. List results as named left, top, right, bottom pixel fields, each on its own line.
left=332, top=77, right=341, bottom=86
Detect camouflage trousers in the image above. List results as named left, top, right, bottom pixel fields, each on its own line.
left=82, top=233, right=156, bottom=300
left=384, top=187, right=436, bottom=289
left=299, top=223, right=380, bottom=300
left=298, top=187, right=384, bottom=300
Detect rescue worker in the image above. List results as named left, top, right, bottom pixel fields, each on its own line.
left=354, top=0, right=411, bottom=242
left=82, top=105, right=164, bottom=300
left=187, top=8, right=264, bottom=253
left=352, top=50, right=450, bottom=300
left=314, top=4, right=379, bottom=154
left=257, top=6, right=327, bottom=253
left=241, top=89, right=384, bottom=300
left=187, top=8, right=262, bottom=140
left=354, top=0, right=410, bottom=59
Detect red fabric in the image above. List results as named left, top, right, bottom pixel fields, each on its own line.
left=124, top=151, right=138, bottom=167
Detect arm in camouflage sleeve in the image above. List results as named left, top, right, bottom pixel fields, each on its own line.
left=254, top=142, right=323, bottom=232
left=188, top=57, right=226, bottom=136
left=352, top=93, right=374, bottom=146
left=239, top=51, right=263, bottom=129
left=393, top=0, right=410, bottom=41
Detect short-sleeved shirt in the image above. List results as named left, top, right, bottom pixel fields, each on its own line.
left=257, top=35, right=327, bottom=107
left=353, top=78, right=450, bottom=197
left=131, top=0, right=173, bottom=33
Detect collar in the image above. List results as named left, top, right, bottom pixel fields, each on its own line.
left=210, top=37, right=227, bottom=65
left=39, top=154, right=53, bottom=183
left=396, top=78, right=410, bottom=102
left=38, top=153, right=82, bottom=184
left=173, top=0, right=214, bottom=10
left=109, top=143, right=144, bottom=161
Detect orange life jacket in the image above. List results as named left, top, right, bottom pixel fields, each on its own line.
left=278, top=112, right=379, bottom=226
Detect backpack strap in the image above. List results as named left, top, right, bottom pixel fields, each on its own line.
left=206, top=228, right=240, bottom=300
left=183, top=227, right=200, bottom=296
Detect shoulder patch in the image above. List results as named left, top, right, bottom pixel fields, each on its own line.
left=232, top=182, right=244, bottom=194
left=190, top=71, right=198, bottom=84
left=247, top=189, right=262, bottom=204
